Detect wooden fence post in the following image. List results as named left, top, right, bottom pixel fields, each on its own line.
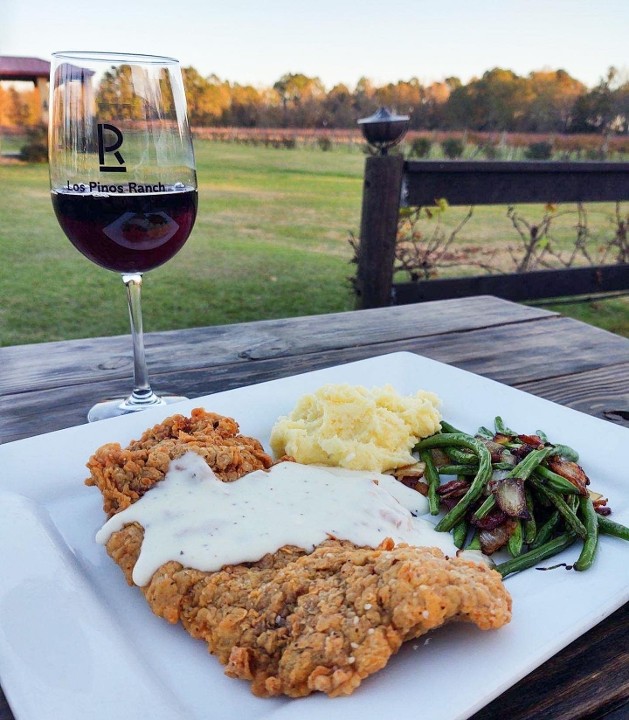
left=354, top=154, right=405, bottom=309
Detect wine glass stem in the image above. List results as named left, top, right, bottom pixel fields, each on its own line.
left=123, top=273, right=159, bottom=406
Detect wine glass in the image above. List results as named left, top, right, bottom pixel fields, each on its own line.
left=48, top=51, right=197, bottom=422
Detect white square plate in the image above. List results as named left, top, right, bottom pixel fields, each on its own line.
left=1, top=352, right=627, bottom=720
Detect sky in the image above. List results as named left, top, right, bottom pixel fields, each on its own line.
left=1, top=0, right=627, bottom=90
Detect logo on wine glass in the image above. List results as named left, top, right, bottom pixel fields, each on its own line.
left=97, top=123, right=126, bottom=173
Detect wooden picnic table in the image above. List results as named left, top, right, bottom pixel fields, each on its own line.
left=0, top=295, right=627, bottom=719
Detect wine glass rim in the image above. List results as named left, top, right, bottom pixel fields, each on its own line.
left=52, top=50, right=180, bottom=65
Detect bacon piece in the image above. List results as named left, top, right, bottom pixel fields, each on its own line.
left=547, top=456, right=590, bottom=495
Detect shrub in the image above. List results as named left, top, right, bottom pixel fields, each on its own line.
left=441, top=137, right=465, bottom=159
left=409, top=137, right=432, bottom=158
left=317, top=136, right=332, bottom=151
left=524, top=141, right=553, bottom=160
left=481, top=143, right=501, bottom=160
left=20, top=124, right=48, bottom=163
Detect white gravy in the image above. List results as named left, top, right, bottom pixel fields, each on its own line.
left=96, top=451, right=455, bottom=586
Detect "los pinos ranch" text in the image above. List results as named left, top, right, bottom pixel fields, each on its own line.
left=67, top=181, right=167, bottom=193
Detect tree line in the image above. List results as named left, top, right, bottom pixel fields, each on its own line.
left=181, top=66, right=629, bottom=135
left=1, top=65, right=627, bottom=135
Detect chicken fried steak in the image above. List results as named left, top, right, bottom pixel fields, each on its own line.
left=87, top=409, right=512, bottom=698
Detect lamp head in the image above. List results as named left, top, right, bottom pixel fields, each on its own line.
left=358, top=107, right=410, bottom=155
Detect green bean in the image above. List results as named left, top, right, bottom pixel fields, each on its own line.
left=436, top=464, right=479, bottom=476
left=466, top=530, right=481, bottom=551
left=445, top=446, right=478, bottom=464
left=597, top=515, right=629, bottom=541
left=439, top=420, right=462, bottom=434
left=429, top=424, right=476, bottom=465
left=530, top=510, right=560, bottom=550
left=523, top=489, right=537, bottom=544
left=438, top=461, right=515, bottom=475
left=573, top=497, right=599, bottom=571
left=414, top=433, right=493, bottom=532
left=530, top=478, right=587, bottom=539
left=472, top=494, right=495, bottom=521
left=419, top=450, right=441, bottom=516
left=494, top=416, right=515, bottom=435
left=476, top=425, right=494, bottom=440
left=534, top=466, right=583, bottom=495
left=497, top=533, right=577, bottom=578
left=567, top=493, right=579, bottom=511
left=507, top=519, right=524, bottom=557
left=507, top=446, right=555, bottom=480
left=452, top=518, right=469, bottom=549
left=550, top=444, right=579, bottom=462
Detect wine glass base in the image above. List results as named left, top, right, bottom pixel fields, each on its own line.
left=87, top=394, right=188, bottom=422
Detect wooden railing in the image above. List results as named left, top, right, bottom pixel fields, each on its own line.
left=354, top=159, right=629, bottom=309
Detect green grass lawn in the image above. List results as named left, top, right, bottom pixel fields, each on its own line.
left=0, top=140, right=627, bottom=346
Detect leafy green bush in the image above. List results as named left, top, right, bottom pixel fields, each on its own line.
left=317, top=136, right=332, bottom=151
left=524, top=141, right=553, bottom=160
left=441, top=138, right=464, bottom=159
left=19, top=125, right=48, bottom=163
left=481, top=143, right=501, bottom=159
left=409, top=137, right=432, bottom=158
left=586, top=147, right=607, bottom=161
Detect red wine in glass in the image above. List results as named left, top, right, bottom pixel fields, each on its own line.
left=51, top=185, right=197, bottom=273
left=49, top=51, right=198, bottom=421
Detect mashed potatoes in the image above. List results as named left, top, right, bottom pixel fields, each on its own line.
left=270, top=383, right=441, bottom=472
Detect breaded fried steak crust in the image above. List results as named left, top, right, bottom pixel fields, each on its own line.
left=86, top=408, right=274, bottom=516
left=87, top=410, right=512, bottom=698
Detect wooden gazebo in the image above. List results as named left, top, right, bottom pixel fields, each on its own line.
left=0, top=56, right=50, bottom=122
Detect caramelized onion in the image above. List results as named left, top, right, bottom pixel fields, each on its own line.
left=490, top=477, right=530, bottom=519
left=480, top=519, right=518, bottom=554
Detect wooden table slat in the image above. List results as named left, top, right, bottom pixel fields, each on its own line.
left=1, top=296, right=555, bottom=394
left=3, top=314, right=627, bottom=444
